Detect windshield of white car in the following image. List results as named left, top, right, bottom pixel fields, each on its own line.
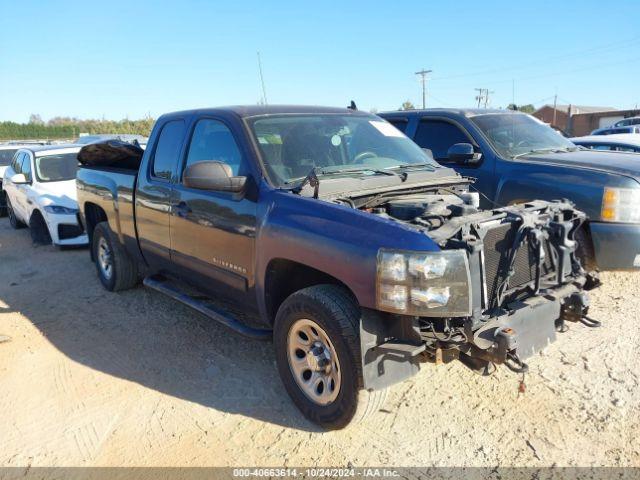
left=471, top=113, right=576, bottom=159
left=0, top=149, right=18, bottom=166
left=248, top=114, right=439, bottom=186
left=35, top=153, right=79, bottom=182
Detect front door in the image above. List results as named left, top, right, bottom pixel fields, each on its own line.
left=412, top=118, right=497, bottom=206
left=169, top=117, right=257, bottom=301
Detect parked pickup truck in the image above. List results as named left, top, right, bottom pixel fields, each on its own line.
left=379, top=109, right=640, bottom=272
left=77, top=106, right=598, bottom=429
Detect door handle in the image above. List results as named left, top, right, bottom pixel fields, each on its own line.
left=174, top=201, right=192, bottom=218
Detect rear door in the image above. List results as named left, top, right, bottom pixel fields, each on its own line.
left=169, top=116, right=257, bottom=302
left=135, top=119, right=187, bottom=271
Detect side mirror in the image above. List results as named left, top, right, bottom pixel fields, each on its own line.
left=447, top=143, right=482, bottom=165
left=183, top=160, right=247, bottom=193
left=10, top=173, right=29, bottom=184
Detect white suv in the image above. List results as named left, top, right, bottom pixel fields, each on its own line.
left=2, top=145, right=88, bottom=246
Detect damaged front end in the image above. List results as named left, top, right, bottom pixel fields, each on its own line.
left=358, top=193, right=601, bottom=390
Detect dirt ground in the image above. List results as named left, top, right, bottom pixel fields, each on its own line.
left=0, top=218, right=638, bottom=468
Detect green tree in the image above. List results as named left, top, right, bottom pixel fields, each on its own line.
left=400, top=100, right=415, bottom=111
left=507, top=103, right=536, bottom=114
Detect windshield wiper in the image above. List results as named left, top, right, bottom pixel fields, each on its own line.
left=284, top=166, right=407, bottom=198
left=389, top=162, right=437, bottom=172
left=512, top=147, right=571, bottom=159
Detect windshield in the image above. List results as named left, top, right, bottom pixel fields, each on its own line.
left=35, top=153, right=79, bottom=182
left=0, top=149, right=18, bottom=167
left=248, top=114, right=439, bottom=186
left=471, top=113, right=575, bottom=159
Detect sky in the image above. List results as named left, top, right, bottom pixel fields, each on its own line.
left=1, top=0, right=639, bottom=123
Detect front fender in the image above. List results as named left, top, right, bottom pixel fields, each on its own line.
left=255, top=188, right=440, bottom=315
left=495, top=165, right=637, bottom=219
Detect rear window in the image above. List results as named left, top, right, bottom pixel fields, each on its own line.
left=0, top=149, right=17, bottom=167
left=152, top=120, right=186, bottom=180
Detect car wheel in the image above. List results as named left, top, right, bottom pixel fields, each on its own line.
left=274, top=284, right=387, bottom=429
left=92, top=221, right=139, bottom=292
left=29, top=211, right=52, bottom=245
left=6, top=197, right=25, bottom=229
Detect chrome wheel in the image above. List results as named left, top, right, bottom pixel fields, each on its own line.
left=287, top=318, right=341, bottom=406
left=97, top=236, right=113, bottom=280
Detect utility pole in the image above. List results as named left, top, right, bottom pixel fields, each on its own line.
left=475, top=88, right=485, bottom=108
left=484, top=89, right=494, bottom=108
left=552, top=93, right=558, bottom=126
left=475, top=88, right=494, bottom=108
left=257, top=51, right=268, bottom=105
left=415, top=69, right=432, bottom=109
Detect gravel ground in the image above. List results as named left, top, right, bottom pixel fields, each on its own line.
left=0, top=218, right=638, bottom=467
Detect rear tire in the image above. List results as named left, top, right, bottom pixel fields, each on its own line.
left=92, top=221, right=138, bottom=291
left=274, top=284, right=387, bottom=430
left=29, top=211, right=52, bottom=245
left=6, top=197, right=25, bottom=229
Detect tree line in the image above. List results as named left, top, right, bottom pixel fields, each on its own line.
left=0, top=115, right=155, bottom=140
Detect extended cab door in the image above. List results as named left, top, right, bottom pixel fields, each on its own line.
left=169, top=117, right=257, bottom=302
left=411, top=117, right=497, bottom=205
left=135, top=119, right=187, bottom=270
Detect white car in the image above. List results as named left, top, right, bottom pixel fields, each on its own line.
left=571, top=134, right=640, bottom=153
left=2, top=145, right=88, bottom=246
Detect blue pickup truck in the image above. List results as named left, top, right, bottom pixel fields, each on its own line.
left=380, top=109, right=640, bottom=272
left=76, top=106, right=596, bottom=428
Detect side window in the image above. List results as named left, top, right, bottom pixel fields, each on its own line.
left=152, top=120, right=186, bottom=180
left=591, top=145, right=614, bottom=151
left=413, top=120, right=470, bottom=161
left=184, top=119, right=245, bottom=177
left=21, top=154, right=33, bottom=182
left=387, top=119, right=408, bottom=133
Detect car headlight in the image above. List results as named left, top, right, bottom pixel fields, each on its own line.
left=43, top=205, right=78, bottom=215
left=601, top=187, right=640, bottom=223
left=377, top=249, right=471, bottom=316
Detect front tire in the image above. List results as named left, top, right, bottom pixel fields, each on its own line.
left=29, top=211, right=52, bottom=245
left=274, top=285, right=387, bottom=429
left=92, top=221, right=138, bottom=291
left=6, top=197, right=25, bottom=229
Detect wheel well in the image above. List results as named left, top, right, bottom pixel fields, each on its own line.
left=264, top=259, right=357, bottom=324
left=83, top=203, right=108, bottom=250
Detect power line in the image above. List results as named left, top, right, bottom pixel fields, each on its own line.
left=429, top=36, right=640, bottom=82
left=415, top=69, right=432, bottom=109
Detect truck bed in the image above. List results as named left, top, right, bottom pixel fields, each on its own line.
left=76, top=165, right=138, bottom=245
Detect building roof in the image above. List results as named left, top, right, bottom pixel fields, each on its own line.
left=535, top=104, right=617, bottom=115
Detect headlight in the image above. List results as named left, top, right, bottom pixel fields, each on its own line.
left=601, top=187, right=640, bottom=223
left=43, top=205, right=78, bottom=215
left=377, top=249, right=471, bottom=316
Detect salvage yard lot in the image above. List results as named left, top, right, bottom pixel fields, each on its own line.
left=0, top=218, right=638, bottom=467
